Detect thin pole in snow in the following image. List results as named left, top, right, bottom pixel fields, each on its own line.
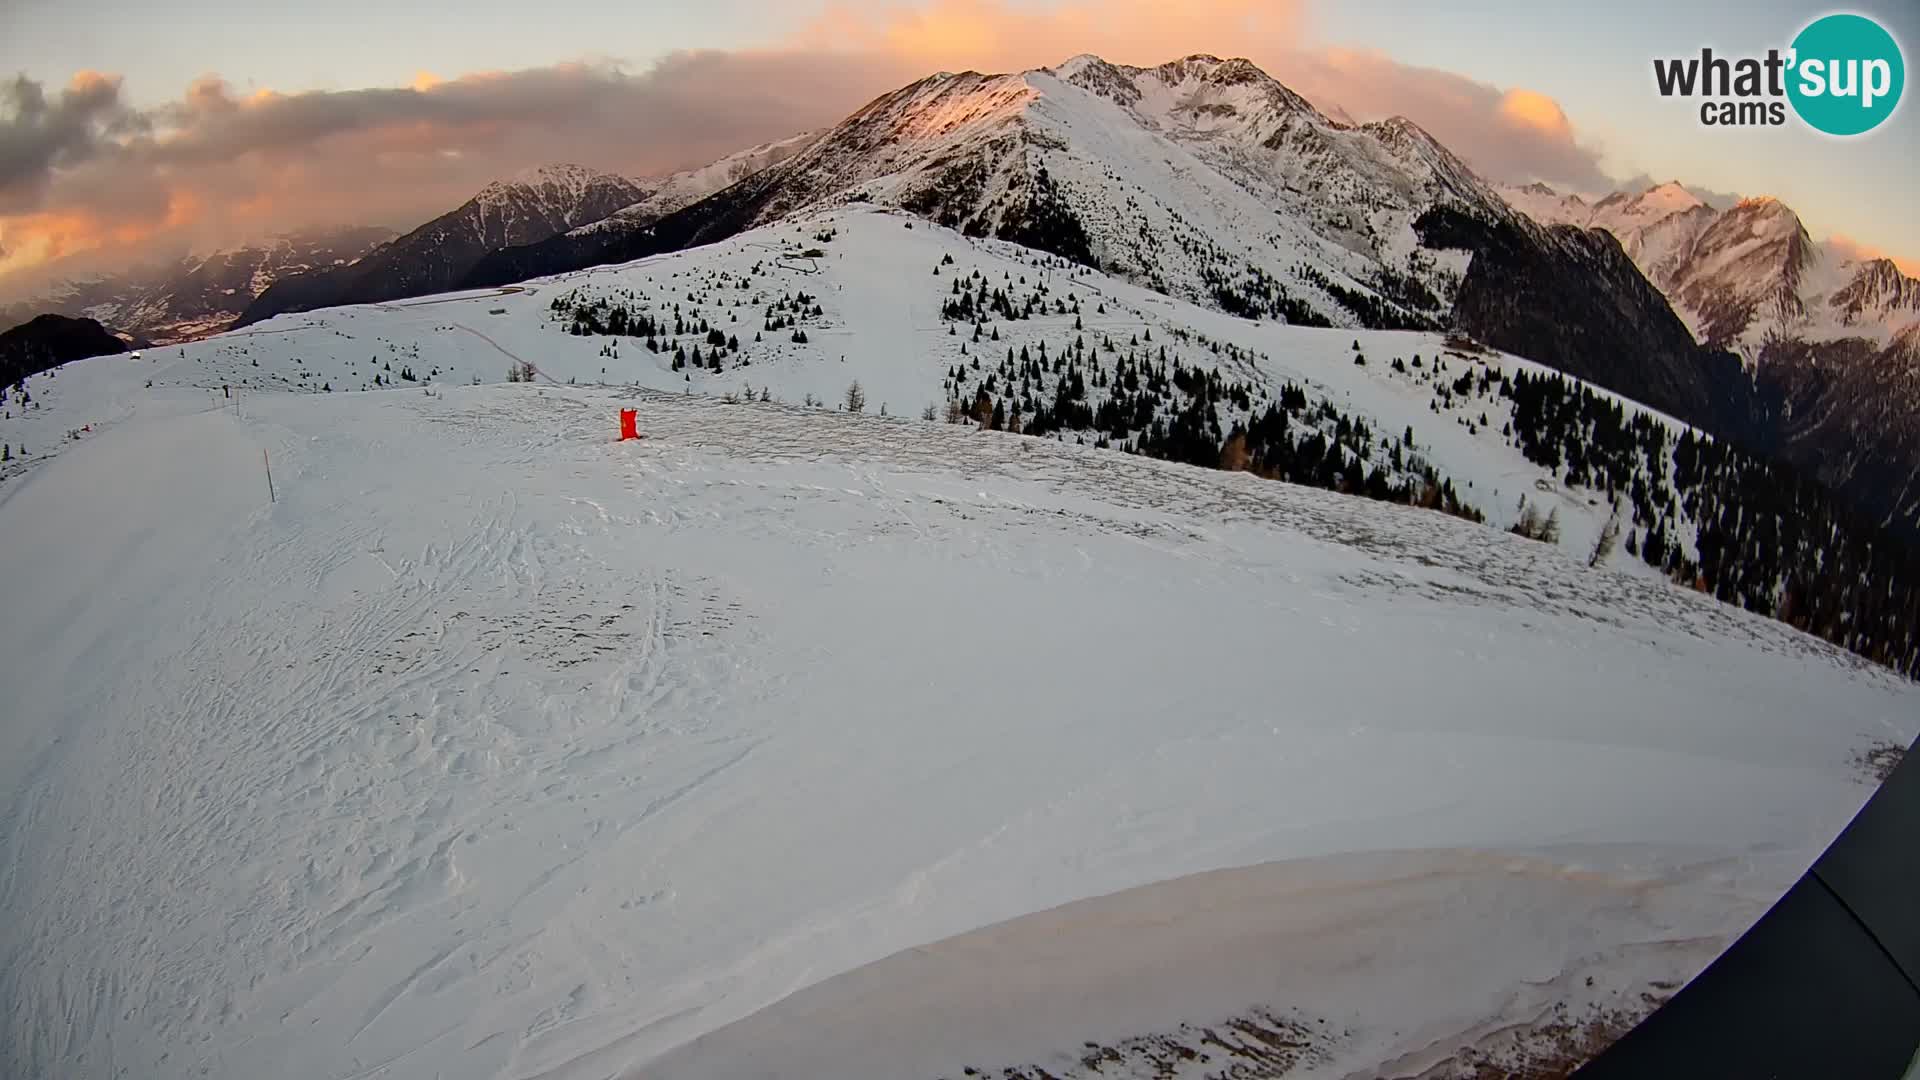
left=263, top=448, right=275, bottom=504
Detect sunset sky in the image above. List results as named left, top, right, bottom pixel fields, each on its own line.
left=2, top=0, right=1915, bottom=294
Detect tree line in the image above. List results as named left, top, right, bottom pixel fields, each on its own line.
left=942, top=331, right=1483, bottom=525
left=1506, top=368, right=1920, bottom=676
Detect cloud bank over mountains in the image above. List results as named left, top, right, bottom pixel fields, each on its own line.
left=0, top=0, right=1682, bottom=296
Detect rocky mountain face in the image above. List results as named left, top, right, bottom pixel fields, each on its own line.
left=1413, top=207, right=1767, bottom=443
left=235, top=165, right=650, bottom=327
left=468, top=53, right=1530, bottom=334
left=0, top=314, right=127, bottom=387
left=0, top=227, right=395, bottom=345
left=1502, top=180, right=1920, bottom=357
left=1502, top=179, right=1920, bottom=535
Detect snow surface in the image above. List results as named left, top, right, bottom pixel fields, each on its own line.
left=650, top=848, right=1762, bottom=1079
left=4, top=206, right=1917, bottom=1080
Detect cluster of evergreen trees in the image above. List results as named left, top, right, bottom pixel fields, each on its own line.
left=1203, top=262, right=1332, bottom=327
left=941, top=330, right=1481, bottom=524
left=940, top=266, right=1085, bottom=324
left=1293, top=263, right=1439, bottom=332
left=1506, top=368, right=1920, bottom=676
left=763, top=292, right=821, bottom=335
left=548, top=283, right=826, bottom=377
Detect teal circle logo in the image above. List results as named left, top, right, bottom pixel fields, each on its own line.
left=1787, top=13, right=1905, bottom=135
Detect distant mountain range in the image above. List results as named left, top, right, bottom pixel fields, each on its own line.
left=0, top=226, right=395, bottom=345
left=1501, top=180, right=1920, bottom=358
left=233, top=164, right=650, bottom=327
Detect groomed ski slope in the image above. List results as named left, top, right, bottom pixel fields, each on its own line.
left=2, top=375, right=1914, bottom=1080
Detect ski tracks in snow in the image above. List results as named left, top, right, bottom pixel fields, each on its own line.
left=4, top=383, right=1914, bottom=1080
left=0, top=394, right=780, bottom=1080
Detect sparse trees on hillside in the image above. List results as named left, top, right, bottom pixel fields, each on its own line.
left=844, top=380, right=866, bottom=414
left=1589, top=501, right=1623, bottom=567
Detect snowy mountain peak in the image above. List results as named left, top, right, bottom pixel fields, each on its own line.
left=1594, top=183, right=1714, bottom=233
left=475, top=163, right=639, bottom=211
left=1050, top=53, right=1111, bottom=78
left=1050, top=52, right=1326, bottom=128
left=510, top=162, right=600, bottom=186
left=1497, top=172, right=1920, bottom=360
left=470, top=52, right=1520, bottom=335
left=1830, top=257, right=1920, bottom=323
left=1642, top=180, right=1705, bottom=211
left=1729, top=193, right=1790, bottom=217
left=1497, top=181, right=1592, bottom=227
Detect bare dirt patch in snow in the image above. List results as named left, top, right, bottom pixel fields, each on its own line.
left=1386, top=999, right=1663, bottom=1080
left=973, top=1008, right=1335, bottom=1079
left=967, top=994, right=1656, bottom=1080
left=1854, top=740, right=1907, bottom=784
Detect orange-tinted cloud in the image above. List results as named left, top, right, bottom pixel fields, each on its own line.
left=0, top=50, right=916, bottom=298
left=0, top=205, right=165, bottom=281
left=1497, top=88, right=1572, bottom=138
left=1829, top=233, right=1920, bottom=278
left=797, top=0, right=1306, bottom=74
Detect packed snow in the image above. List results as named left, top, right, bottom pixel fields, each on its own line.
left=3, top=207, right=1917, bottom=1080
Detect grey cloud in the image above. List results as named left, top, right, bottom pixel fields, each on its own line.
left=0, top=71, right=138, bottom=211
left=138, top=53, right=897, bottom=174
left=0, top=50, right=905, bottom=299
